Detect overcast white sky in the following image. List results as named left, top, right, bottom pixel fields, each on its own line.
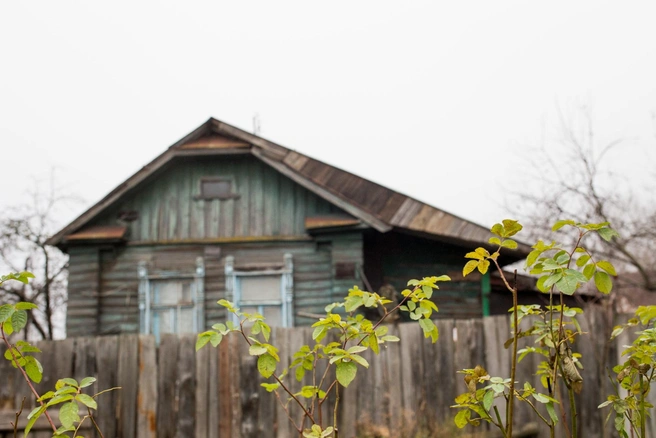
left=1, top=1, right=655, bottom=231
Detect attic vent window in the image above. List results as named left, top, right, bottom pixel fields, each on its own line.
left=198, top=178, right=239, bottom=200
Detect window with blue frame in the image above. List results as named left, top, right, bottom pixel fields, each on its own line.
left=225, top=254, right=293, bottom=328
left=138, top=257, right=205, bottom=343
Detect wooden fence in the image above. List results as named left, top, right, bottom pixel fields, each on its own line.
left=0, top=308, right=650, bottom=438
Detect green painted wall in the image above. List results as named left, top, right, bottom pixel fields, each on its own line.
left=92, top=155, right=344, bottom=242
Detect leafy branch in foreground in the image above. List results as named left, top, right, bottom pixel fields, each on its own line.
left=600, top=305, right=656, bottom=438
left=197, top=275, right=450, bottom=437
left=453, top=219, right=618, bottom=438
left=1, top=272, right=117, bottom=438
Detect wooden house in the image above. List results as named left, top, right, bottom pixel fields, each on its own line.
left=48, top=118, right=529, bottom=340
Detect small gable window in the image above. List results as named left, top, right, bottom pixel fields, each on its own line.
left=198, top=178, right=239, bottom=200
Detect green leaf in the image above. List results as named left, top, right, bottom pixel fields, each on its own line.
left=15, top=302, right=38, bottom=310
left=59, top=401, right=80, bottom=429
left=336, top=361, right=357, bottom=387
left=350, top=354, right=369, bottom=368
left=10, top=310, right=28, bottom=332
left=418, top=318, right=439, bottom=343
left=24, top=356, right=43, bottom=383
left=295, top=365, right=305, bottom=382
left=483, top=390, right=494, bottom=411
left=257, top=353, right=276, bottom=378
left=536, top=275, right=550, bottom=293
left=0, top=304, right=14, bottom=323
left=546, top=401, right=558, bottom=424
left=542, top=273, right=562, bottom=290
left=48, top=395, right=74, bottom=407
left=501, top=239, right=518, bottom=249
left=79, top=377, right=96, bottom=388
left=454, top=409, right=470, bottom=428
left=526, top=249, right=541, bottom=268
left=76, top=393, right=97, bottom=410
left=501, top=219, right=523, bottom=237
left=489, top=237, right=501, bottom=245
left=583, top=263, right=596, bottom=280
left=25, top=405, right=46, bottom=436
left=596, top=261, right=617, bottom=276
left=552, top=219, right=575, bottom=231
left=249, top=345, right=268, bottom=356
left=462, top=260, right=478, bottom=277
left=58, top=378, right=79, bottom=388
left=261, top=382, right=280, bottom=392
left=3, top=318, right=14, bottom=335
left=597, top=227, right=619, bottom=242
left=464, top=251, right=484, bottom=261
left=196, top=333, right=212, bottom=351
left=594, top=271, right=613, bottom=294
left=477, top=259, right=490, bottom=275
left=575, top=255, right=590, bottom=267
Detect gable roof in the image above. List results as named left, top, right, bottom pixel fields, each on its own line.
left=48, top=118, right=526, bottom=253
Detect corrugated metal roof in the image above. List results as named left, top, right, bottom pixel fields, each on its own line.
left=48, top=118, right=531, bottom=257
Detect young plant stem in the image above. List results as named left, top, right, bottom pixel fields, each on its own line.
left=515, top=392, right=550, bottom=426
left=12, top=397, right=25, bottom=438
left=506, top=270, right=519, bottom=438
left=567, top=385, right=577, bottom=438
left=640, top=374, right=646, bottom=438
left=361, top=284, right=420, bottom=344
left=237, top=323, right=316, bottom=424
left=89, top=408, right=106, bottom=438
left=333, top=382, right=339, bottom=438
left=492, top=406, right=509, bottom=438
left=273, top=390, right=302, bottom=433
left=0, top=326, right=57, bottom=433
left=492, top=262, right=518, bottom=437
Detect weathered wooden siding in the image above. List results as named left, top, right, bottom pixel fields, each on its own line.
left=66, top=247, right=100, bottom=337
left=364, top=231, right=483, bottom=319
left=91, top=156, right=344, bottom=242
left=67, top=237, right=363, bottom=334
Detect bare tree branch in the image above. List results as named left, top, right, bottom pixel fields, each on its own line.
left=506, top=104, right=656, bottom=297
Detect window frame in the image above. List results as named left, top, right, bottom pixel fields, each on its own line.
left=138, top=257, right=205, bottom=342
left=225, top=254, right=294, bottom=328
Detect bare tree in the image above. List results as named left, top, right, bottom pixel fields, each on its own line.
left=0, top=174, right=80, bottom=339
left=507, top=104, right=656, bottom=293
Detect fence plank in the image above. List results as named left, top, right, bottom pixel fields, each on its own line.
left=137, top=335, right=157, bottom=438
left=218, top=332, right=232, bottom=438
left=207, top=342, right=220, bottom=438
left=176, top=335, right=196, bottom=438
left=238, top=339, right=260, bottom=438
left=117, top=334, right=139, bottom=438
left=195, top=340, right=210, bottom=438
left=157, top=334, right=179, bottom=438
left=274, top=327, right=293, bottom=438
left=398, top=323, right=423, bottom=434
left=95, top=336, right=119, bottom=438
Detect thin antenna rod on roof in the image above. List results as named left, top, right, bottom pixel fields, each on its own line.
left=253, top=113, right=261, bottom=135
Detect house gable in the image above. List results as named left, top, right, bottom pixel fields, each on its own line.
left=49, top=118, right=527, bottom=255
left=87, top=155, right=352, bottom=243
